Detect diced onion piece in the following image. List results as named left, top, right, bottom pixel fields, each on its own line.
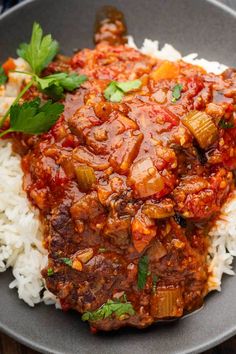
left=150, top=287, right=183, bottom=318
left=73, top=248, right=94, bottom=263
left=75, top=165, right=96, bottom=192
left=72, top=259, right=83, bottom=271
left=110, top=133, right=143, bottom=174
left=205, top=103, right=225, bottom=122
left=143, top=201, right=174, bottom=219
left=128, top=158, right=164, bottom=198
left=97, top=184, right=113, bottom=205
left=73, top=146, right=109, bottom=170
left=147, top=240, right=167, bottom=261
left=182, top=110, right=218, bottom=149
left=150, top=61, right=179, bottom=81
left=116, top=113, right=138, bottom=130
left=132, top=212, right=157, bottom=253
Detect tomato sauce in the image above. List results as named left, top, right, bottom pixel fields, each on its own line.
left=13, top=11, right=236, bottom=330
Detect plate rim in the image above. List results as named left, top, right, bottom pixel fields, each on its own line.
left=1, top=0, right=236, bottom=21
left=0, top=0, right=236, bottom=353
left=1, top=282, right=236, bottom=354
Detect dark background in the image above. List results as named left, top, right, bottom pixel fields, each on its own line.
left=0, top=0, right=236, bottom=353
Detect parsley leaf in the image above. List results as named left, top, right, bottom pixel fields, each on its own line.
left=42, top=85, right=64, bottom=100
left=36, top=72, right=88, bottom=99
left=17, top=22, right=59, bottom=76
left=0, top=98, right=63, bottom=137
left=116, top=80, right=142, bottom=93
left=172, top=84, right=183, bottom=102
left=104, top=79, right=142, bottom=102
left=59, top=73, right=87, bottom=91
left=35, top=73, right=66, bottom=90
left=0, top=66, right=7, bottom=85
left=219, top=118, right=234, bottom=129
left=104, top=82, right=124, bottom=102
left=61, top=257, right=73, bottom=267
left=137, top=255, right=149, bottom=289
left=82, top=298, right=135, bottom=322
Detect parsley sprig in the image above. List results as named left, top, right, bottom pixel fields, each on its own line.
left=0, top=23, right=87, bottom=136
left=17, top=22, right=59, bottom=76
left=82, top=298, right=135, bottom=322
left=0, top=98, right=63, bottom=138
left=104, top=79, right=142, bottom=102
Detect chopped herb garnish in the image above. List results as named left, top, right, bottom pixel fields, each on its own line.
left=47, top=268, right=54, bottom=276
left=17, top=22, right=59, bottom=76
left=57, top=73, right=87, bottom=91
left=98, top=248, right=107, bottom=253
left=0, top=98, right=64, bottom=138
left=219, top=118, right=234, bottom=129
left=61, top=257, right=73, bottom=267
left=82, top=298, right=135, bottom=322
left=115, top=80, right=142, bottom=93
left=172, top=84, right=183, bottom=102
left=104, top=79, right=142, bottom=103
left=152, top=274, right=159, bottom=293
left=0, top=23, right=85, bottom=134
left=0, top=66, right=7, bottom=85
left=137, top=255, right=149, bottom=290
left=36, top=72, right=88, bottom=99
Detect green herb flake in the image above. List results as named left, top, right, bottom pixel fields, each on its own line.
left=0, top=66, right=7, bottom=85
left=17, top=22, right=59, bottom=76
left=104, top=79, right=142, bottom=103
left=172, top=84, right=183, bottom=102
left=47, top=268, right=54, bottom=276
left=219, top=118, right=234, bottom=129
left=81, top=298, right=135, bottom=322
left=137, top=255, right=149, bottom=290
left=61, top=257, right=73, bottom=267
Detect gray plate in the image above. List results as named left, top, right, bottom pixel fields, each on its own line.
left=0, top=1, right=236, bottom=353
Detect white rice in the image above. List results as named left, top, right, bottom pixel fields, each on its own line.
left=127, top=36, right=228, bottom=74
left=0, top=59, right=58, bottom=307
left=208, top=194, right=236, bottom=291
left=0, top=38, right=235, bottom=306
left=0, top=140, right=58, bottom=306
